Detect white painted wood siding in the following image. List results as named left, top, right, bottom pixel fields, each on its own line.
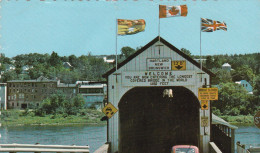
left=107, top=41, right=211, bottom=153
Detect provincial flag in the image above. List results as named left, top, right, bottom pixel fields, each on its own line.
left=117, top=19, right=146, bottom=35
left=201, top=18, right=227, bottom=32
left=159, top=5, right=188, bottom=18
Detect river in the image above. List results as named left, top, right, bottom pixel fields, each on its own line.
left=0, top=124, right=259, bottom=152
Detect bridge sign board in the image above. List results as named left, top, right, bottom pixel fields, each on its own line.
left=201, top=116, right=209, bottom=127
left=147, top=58, right=172, bottom=71
left=198, top=88, right=218, bottom=100
left=201, top=100, right=208, bottom=110
left=254, top=111, right=260, bottom=129
left=102, top=103, right=118, bottom=119
left=122, top=71, right=195, bottom=86
left=172, top=60, right=186, bottom=70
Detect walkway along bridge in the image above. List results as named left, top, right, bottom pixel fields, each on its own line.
left=101, top=36, right=237, bottom=153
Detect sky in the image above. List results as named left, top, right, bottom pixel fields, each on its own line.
left=0, top=0, right=260, bottom=58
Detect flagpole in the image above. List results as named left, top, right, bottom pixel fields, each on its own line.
left=115, top=18, right=118, bottom=71
left=159, top=18, right=161, bottom=42
left=200, top=18, right=203, bottom=82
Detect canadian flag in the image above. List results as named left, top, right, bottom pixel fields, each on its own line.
left=159, top=5, right=188, bottom=18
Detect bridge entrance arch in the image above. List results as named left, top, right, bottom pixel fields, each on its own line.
left=102, top=36, right=215, bottom=153
left=118, top=86, right=200, bottom=153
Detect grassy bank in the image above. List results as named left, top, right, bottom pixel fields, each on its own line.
left=219, top=115, right=254, bottom=125
left=0, top=109, right=106, bottom=126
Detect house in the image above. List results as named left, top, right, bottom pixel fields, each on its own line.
left=235, top=80, right=253, bottom=94
left=76, top=81, right=107, bottom=109
left=222, top=63, right=232, bottom=71
left=22, top=65, right=33, bottom=74
left=103, top=57, right=115, bottom=64
left=63, top=62, right=73, bottom=69
left=5, top=64, right=15, bottom=71
left=0, top=83, right=7, bottom=110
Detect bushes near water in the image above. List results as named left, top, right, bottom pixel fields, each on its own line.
left=0, top=93, right=105, bottom=126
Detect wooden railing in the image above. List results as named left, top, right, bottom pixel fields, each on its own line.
left=211, top=124, right=235, bottom=153
left=209, top=142, right=222, bottom=153
left=0, top=143, right=89, bottom=153
left=237, top=142, right=260, bottom=153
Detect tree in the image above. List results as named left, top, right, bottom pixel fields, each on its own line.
left=205, top=56, right=214, bottom=69
left=49, top=51, right=62, bottom=67
left=180, top=48, right=191, bottom=56
left=231, top=65, right=255, bottom=83
left=212, top=82, right=251, bottom=115
left=121, top=46, right=135, bottom=58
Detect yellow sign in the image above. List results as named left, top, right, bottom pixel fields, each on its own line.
left=172, top=60, right=186, bottom=70
left=102, top=103, right=118, bottom=119
left=198, top=88, right=218, bottom=100
left=201, top=100, right=208, bottom=110
left=201, top=116, right=209, bottom=127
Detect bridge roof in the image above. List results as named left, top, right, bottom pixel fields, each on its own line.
left=212, top=114, right=238, bottom=129
left=103, top=36, right=215, bottom=78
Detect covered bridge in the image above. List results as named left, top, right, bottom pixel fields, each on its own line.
left=102, top=36, right=235, bottom=153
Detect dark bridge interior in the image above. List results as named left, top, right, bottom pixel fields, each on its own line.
left=118, top=87, right=200, bottom=153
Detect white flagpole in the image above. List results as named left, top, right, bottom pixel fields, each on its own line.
left=116, top=18, right=118, bottom=71
left=159, top=18, right=161, bottom=42
left=200, top=18, right=202, bottom=71
left=200, top=18, right=203, bottom=82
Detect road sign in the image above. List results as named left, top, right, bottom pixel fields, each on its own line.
left=254, top=111, right=260, bottom=129
left=102, top=103, right=118, bottom=119
left=201, top=100, right=208, bottom=110
left=201, top=116, right=208, bottom=127
left=172, top=60, right=186, bottom=70
left=198, top=88, right=218, bottom=100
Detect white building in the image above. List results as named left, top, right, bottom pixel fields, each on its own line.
left=103, top=57, right=115, bottom=64
left=0, top=83, right=7, bottom=110
left=76, top=81, right=107, bottom=109
left=222, top=63, right=232, bottom=71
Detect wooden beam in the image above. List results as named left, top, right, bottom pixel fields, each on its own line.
left=0, top=148, right=89, bottom=153
left=0, top=144, right=89, bottom=149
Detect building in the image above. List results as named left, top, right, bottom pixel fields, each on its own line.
left=235, top=80, right=253, bottom=94
left=103, top=57, right=115, bottom=64
left=7, top=76, right=78, bottom=109
left=21, top=65, right=33, bottom=74
left=0, top=83, right=7, bottom=110
left=76, top=81, right=107, bottom=109
left=5, top=64, right=15, bottom=71
left=222, top=63, right=232, bottom=71
left=63, top=62, right=73, bottom=69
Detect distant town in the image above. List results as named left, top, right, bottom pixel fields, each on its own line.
left=0, top=48, right=259, bottom=117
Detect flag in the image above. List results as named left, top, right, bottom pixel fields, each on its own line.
left=201, top=18, right=227, bottom=32
left=159, top=5, right=188, bottom=18
left=117, top=19, right=146, bottom=35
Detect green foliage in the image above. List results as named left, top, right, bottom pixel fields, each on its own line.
left=49, top=51, right=62, bottom=67
left=35, top=92, right=86, bottom=116
left=212, top=82, right=257, bottom=116
left=121, top=46, right=135, bottom=58
left=180, top=48, right=192, bottom=56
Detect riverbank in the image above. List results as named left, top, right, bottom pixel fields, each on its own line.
left=219, top=115, right=254, bottom=125
left=0, top=109, right=106, bottom=126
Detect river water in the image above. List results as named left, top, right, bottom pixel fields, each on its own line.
left=0, top=124, right=259, bottom=153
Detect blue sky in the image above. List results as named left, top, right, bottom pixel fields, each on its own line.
left=1, top=0, right=260, bottom=57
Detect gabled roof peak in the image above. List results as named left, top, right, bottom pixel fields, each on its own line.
left=102, top=36, right=215, bottom=78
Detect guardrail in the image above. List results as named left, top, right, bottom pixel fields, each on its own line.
left=0, top=143, right=89, bottom=153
